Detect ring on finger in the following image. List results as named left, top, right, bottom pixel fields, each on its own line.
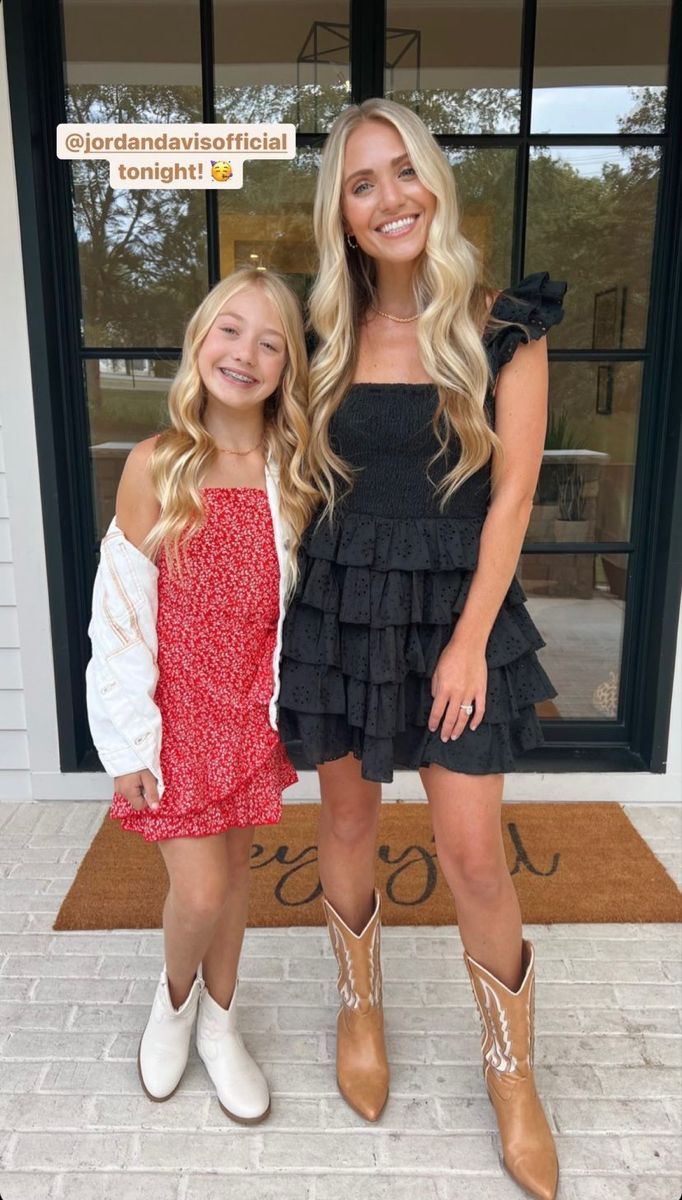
left=459, top=703, right=474, bottom=716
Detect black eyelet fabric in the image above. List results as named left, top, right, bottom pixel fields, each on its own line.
left=279, top=272, right=568, bottom=782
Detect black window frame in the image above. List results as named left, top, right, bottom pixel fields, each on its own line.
left=4, top=0, right=682, bottom=774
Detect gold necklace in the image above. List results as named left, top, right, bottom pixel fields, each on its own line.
left=214, top=435, right=264, bottom=456
left=370, top=304, right=420, bottom=324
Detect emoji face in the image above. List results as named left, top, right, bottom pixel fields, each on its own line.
left=211, top=160, right=233, bottom=182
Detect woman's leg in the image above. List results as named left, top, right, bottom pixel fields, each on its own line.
left=418, top=766, right=522, bottom=989
left=200, top=826, right=255, bottom=1008
left=420, top=764, right=558, bottom=1200
left=317, top=754, right=382, bottom=933
left=157, top=831, right=233, bottom=1007
left=317, top=753, right=389, bottom=1121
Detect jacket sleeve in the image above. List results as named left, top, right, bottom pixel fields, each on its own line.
left=85, top=657, right=149, bottom=778
left=85, top=530, right=164, bottom=790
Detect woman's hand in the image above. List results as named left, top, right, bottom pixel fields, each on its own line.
left=428, top=633, right=488, bottom=741
left=114, top=769, right=160, bottom=811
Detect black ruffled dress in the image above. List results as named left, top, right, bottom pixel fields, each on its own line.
left=278, top=272, right=567, bottom=783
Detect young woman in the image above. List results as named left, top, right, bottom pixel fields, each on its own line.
left=278, top=99, right=566, bottom=1200
left=86, top=267, right=315, bottom=1123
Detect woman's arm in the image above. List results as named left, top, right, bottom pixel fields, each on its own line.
left=428, top=334, right=549, bottom=741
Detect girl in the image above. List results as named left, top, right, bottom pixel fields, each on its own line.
left=86, top=267, right=314, bottom=1123
left=277, top=99, right=566, bottom=1200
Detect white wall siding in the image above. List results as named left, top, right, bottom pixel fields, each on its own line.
left=0, top=9, right=57, bottom=801
left=0, top=424, right=30, bottom=798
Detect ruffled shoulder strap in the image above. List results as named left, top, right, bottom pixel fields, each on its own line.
left=484, top=271, right=567, bottom=377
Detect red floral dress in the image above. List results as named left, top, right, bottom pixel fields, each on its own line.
left=109, top=488, right=297, bottom=842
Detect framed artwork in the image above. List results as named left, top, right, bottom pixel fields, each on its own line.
left=596, top=364, right=614, bottom=415
left=593, top=285, right=627, bottom=414
left=618, top=285, right=628, bottom=347
left=592, top=284, right=628, bottom=349
left=592, top=286, right=618, bottom=348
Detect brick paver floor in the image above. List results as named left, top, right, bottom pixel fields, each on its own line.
left=0, top=800, right=680, bottom=1200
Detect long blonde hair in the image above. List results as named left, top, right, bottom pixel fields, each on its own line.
left=307, top=97, right=526, bottom=519
left=142, top=268, right=316, bottom=592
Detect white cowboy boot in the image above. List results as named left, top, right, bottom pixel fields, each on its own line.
left=137, top=965, right=202, bottom=1101
left=196, top=979, right=271, bottom=1124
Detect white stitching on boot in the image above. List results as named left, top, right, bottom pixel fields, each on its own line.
left=528, top=972, right=535, bottom=1069
left=329, top=921, right=360, bottom=1009
left=472, top=980, right=518, bottom=1076
left=482, top=979, right=517, bottom=1074
left=368, top=920, right=382, bottom=1006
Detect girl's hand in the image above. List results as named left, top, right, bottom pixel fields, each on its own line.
left=428, top=635, right=488, bottom=742
left=114, top=769, right=160, bottom=811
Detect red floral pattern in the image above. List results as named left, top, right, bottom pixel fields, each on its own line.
left=110, top=488, right=296, bottom=842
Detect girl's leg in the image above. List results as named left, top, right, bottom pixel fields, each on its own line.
left=200, top=826, right=255, bottom=1008
left=418, top=765, right=522, bottom=988
left=156, top=826, right=269, bottom=1122
left=191, top=825, right=270, bottom=1123
left=317, top=753, right=382, bottom=933
left=139, top=831, right=233, bottom=1103
left=157, top=831, right=233, bottom=1007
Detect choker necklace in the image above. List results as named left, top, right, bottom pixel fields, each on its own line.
left=371, top=304, right=420, bottom=323
left=215, top=435, right=264, bottom=456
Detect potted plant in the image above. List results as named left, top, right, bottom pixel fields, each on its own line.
left=554, top=463, right=589, bottom=542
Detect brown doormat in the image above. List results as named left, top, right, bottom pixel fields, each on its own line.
left=53, top=803, right=682, bottom=930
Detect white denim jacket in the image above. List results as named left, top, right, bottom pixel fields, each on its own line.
left=85, top=457, right=293, bottom=798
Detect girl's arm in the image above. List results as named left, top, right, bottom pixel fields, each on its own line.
left=89, top=436, right=163, bottom=811
left=116, top=435, right=161, bottom=548
left=428, top=335, right=549, bottom=741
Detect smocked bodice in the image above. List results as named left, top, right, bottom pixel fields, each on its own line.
left=329, top=383, right=491, bottom=519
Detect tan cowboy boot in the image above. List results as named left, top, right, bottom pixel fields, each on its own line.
left=322, top=887, right=389, bottom=1121
left=464, top=939, right=558, bottom=1200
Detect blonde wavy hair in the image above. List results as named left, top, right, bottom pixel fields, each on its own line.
left=307, top=97, right=527, bottom=519
left=142, top=268, right=316, bottom=593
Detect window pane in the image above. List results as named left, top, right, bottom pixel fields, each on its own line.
left=62, top=2, right=208, bottom=347
left=214, top=1, right=350, bottom=135
left=386, top=1, right=523, bottom=134
left=218, top=152, right=320, bottom=302
left=86, top=358, right=174, bottom=536
left=532, top=0, right=672, bottom=134
left=447, top=148, right=516, bottom=285
left=523, top=554, right=628, bottom=719
left=526, top=361, right=642, bottom=545
left=526, top=146, right=660, bottom=349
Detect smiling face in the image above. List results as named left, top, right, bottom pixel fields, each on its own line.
left=197, top=284, right=287, bottom=415
left=341, top=119, right=437, bottom=265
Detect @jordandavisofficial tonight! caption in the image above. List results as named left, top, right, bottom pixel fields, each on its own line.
left=56, top=122, right=296, bottom=189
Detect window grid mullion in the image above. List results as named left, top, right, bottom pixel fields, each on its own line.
left=202, top=0, right=220, bottom=287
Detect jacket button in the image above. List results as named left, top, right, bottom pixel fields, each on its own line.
left=133, top=733, right=149, bottom=745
